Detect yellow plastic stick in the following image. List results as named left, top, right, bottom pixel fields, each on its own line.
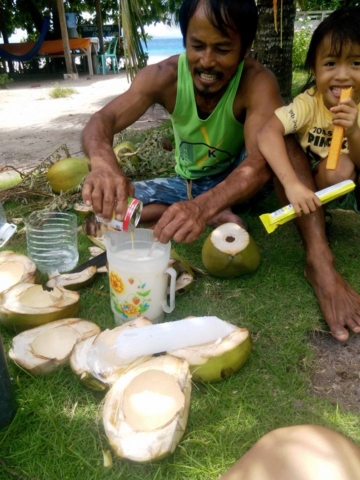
left=259, top=179, right=355, bottom=234
left=326, top=87, right=353, bottom=170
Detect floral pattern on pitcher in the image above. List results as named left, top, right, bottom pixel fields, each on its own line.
left=109, top=271, right=151, bottom=319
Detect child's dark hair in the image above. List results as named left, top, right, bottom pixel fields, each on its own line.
left=179, top=0, right=258, bottom=59
left=302, top=6, right=360, bottom=92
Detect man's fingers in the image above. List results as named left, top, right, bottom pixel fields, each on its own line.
left=82, top=181, right=94, bottom=206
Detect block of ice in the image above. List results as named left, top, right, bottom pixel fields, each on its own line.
left=115, top=316, right=236, bottom=360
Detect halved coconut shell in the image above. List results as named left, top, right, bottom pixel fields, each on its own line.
left=0, top=283, right=80, bottom=331
left=70, top=316, right=153, bottom=390
left=0, top=251, right=37, bottom=294
left=169, top=325, right=252, bottom=382
left=103, top=355, right=191, bottom=462
left=9, top=318, right=101, bottom=374
left=45, top=266, right=97, bottom=290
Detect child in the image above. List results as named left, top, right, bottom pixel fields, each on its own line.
left=258, top=6, right=360, bottom=216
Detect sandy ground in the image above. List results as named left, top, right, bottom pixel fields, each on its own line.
left=0, top=72, right=169, bottom=170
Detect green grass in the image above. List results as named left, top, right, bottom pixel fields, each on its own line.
left=1, top=99, right=360, bottom=479
left=1, top=197, right=360, bottom=480
left=49, top=83, right=77, bottom=99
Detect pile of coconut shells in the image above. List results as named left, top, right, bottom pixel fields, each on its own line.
left=0, top=250, right=252, bottom=464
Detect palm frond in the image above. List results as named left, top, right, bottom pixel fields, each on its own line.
left=120, top=0, right=149, bottom=81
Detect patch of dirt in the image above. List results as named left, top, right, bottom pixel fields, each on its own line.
left=310, top=333, right=360, bottom=411
left=0, top=72, right=169, bottom=171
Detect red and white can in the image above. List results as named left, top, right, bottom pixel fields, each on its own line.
left=96, top=197, right=143, bottom=232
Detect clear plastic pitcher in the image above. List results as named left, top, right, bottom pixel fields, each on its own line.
left=25, top=211, right=78, bottom=274
left=0, top=203, right=17, bottom=248
left=105, top=229, right=176, bottom=324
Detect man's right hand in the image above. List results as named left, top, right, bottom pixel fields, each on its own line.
left=82, top=164, right=135, bottom=222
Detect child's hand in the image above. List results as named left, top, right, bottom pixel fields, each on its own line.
left=331, top=97, right=359, bottom=137
left=285, top=183, right=323, bottom=216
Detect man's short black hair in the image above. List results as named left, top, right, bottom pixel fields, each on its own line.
left=179, top=0, right=258, bottom=59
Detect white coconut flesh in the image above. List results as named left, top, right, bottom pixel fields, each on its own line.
left=70, top=334, right=98, bottom=376
left=45, top=266, right=97, bottom=290
left=103, top=355, right=191, bottom=462
left=9, top=285, right=74, bottom=311
left=122, top=370, right=185, bottom=431
left=0, top=252, right=37, bottom=294
left=210, top=223, right=250, bottom=254
left=30, top=326, right=81, bottom=360
left=0, top=262, right=25, bottom=292
left=9, top=318, right=101, bottom=374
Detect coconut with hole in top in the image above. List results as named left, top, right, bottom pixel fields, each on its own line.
left=201, top=223, right=260, bottom=278
left=0, top=283, right=80, bottom=331
left=70, top=316, right=153, bottom=391
left=9, top=318, right=101, bottom=374
left=103, top=355, right=191, bottom=462
left=0, top=251, right=37, bottom=294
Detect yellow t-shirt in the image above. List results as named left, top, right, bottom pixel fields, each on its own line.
left=275, top=88, right=360, bottom=162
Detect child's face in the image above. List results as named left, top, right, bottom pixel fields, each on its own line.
left=313, top=36, right=360, bottom=110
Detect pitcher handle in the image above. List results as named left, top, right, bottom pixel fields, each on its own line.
left=162, top=267, right=176, bottom=313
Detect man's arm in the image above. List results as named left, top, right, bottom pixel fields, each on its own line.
left=82, top=59, right=177, bottom=221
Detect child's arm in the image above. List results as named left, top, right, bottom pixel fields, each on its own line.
left=330, top=95, right=360, bottom=169
left=258, top=115, right=322, bottom=215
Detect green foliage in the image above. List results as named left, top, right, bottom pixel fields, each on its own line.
left=297, top=0, right=342, bottom=10
left=292, top=22, right=313, bottom=70
left=291, top=69, right=308, bottom=98
left=0, top=74, right=13, bottom=89
left=49, top=83, right=77, bottom=98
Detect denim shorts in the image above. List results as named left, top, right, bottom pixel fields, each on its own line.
left=134, top=148, right=247, bottom=205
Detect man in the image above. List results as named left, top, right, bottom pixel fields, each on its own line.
left=82, top=0, right=360, bottom=341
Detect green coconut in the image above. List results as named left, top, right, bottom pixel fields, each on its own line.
left=46, top=157, right=90, bottom=193
left=169, top=326, right=252, bottom=382
left=201, top=223, right=260, bottom=278
left=113, top=141, right=139, bottom=166
left=0, top=283, right=80, bottom=331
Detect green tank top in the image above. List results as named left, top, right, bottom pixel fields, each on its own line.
left=171, top=53, right=245, bottom=180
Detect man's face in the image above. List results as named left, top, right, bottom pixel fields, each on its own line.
left=185, top=2, right=243, bottom=98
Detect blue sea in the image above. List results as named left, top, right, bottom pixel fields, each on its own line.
left=142, top=37, right=185, bottom=64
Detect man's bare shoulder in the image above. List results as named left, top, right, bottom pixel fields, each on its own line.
left=239, top=58, right=281, bottom=103
left=132, top=55, right=179, bottom=106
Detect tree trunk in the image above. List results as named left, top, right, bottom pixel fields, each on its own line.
left=0, top=5, right=14, bottom=73
left=254, top=0, right=296, bottom=103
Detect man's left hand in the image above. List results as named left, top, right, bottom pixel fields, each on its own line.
left=153, top=200, right=207, bottom=244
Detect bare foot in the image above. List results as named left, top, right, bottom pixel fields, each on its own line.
left=305, top=260, right=360, bottom=341
left=208, top=208, right=248, bottom=231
